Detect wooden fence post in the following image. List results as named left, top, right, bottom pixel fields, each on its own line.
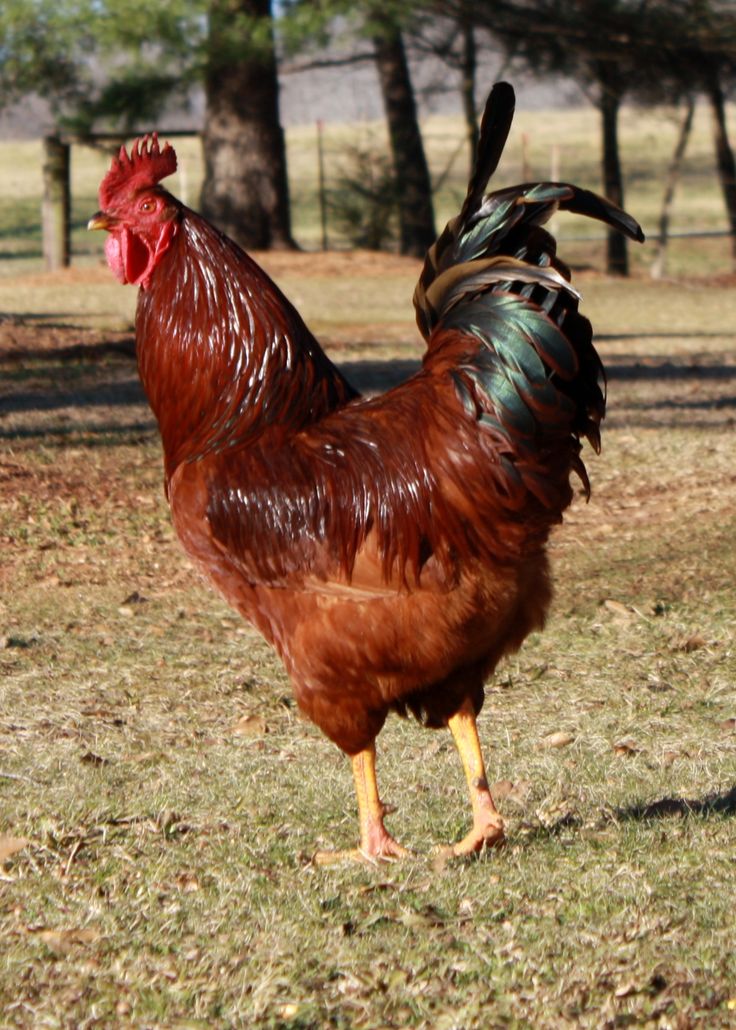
left=42, top=136, right=71, bottom=271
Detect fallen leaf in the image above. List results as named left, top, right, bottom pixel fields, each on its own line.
left=539, top=731, right=575, bottom=749
left=80, top=751, right=110, bottom=766
left=613, top=739, right=641, bottom=757
left=490, top=779, right=514, bottom=800
left=176, top=871, right=200, bottom=893
left=646, top=678, right=672, bottom=693
left=603, top=599, right=634, bottom=620
left=504, top=778, right=533, bottom=805
left=0, top=835, right=28, bottom=866
left=430, top=847, right=453, bottom=874
left=718, top=718, right=736, bottom=732
left=458, top=897, right=474, bottom=919
left=399, top=906, right=442, bottom=929
left=123, top=750, right=163, bottom=764
left=232, top=714, right=268, bottom=737
left=681, top=634, right=708, bottom=653
left=36, top=927, right=100, bottom=956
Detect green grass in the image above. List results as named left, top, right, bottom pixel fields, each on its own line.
left=1, top=257, right=735, bottom=1027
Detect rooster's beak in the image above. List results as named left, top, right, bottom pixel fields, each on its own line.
left=87, top=211, right=117, bottom=231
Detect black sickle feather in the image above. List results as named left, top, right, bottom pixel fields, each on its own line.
left=458, top=81, right=516, bottom=227
left=558, top=184, right=645, bottom=243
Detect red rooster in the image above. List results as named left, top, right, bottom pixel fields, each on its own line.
left=89, top=84, right=643, bottom=861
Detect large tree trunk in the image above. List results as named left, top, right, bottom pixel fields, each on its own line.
left=200, top=0, right=295, bottom=250
left=371, top=24, right=436, bottom=257
left=599, top=80, right=628, bottom=275
left=707, top=71, right=736, bottom=268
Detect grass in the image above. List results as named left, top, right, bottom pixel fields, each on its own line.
left=1, top=260, right=735, bottom=1027
left=1, top=103, right=735, bottom=1028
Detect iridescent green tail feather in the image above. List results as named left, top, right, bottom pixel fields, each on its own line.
left=416, top=82, right=644, bottom=507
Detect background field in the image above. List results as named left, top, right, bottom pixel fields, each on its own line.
left=1, top=108, right=735, bottom=1028
left=1, top=99, right=735, bottom=278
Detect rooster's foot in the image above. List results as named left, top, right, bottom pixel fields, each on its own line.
left=313, top=834, right=411, bottom=866
left=436, top=814, right=506, bottom=859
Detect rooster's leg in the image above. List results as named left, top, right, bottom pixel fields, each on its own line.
left=314, top=744, right=410, bottom=864
left=352, top=745, right=410, bottom=860
left=444, top=699, right=505, bottom=856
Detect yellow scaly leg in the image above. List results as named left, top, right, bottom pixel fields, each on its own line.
left=314, top=744, right=410, bottom=864
left=444, top=698, right=505, bottom=856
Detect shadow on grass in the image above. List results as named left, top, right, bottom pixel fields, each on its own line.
left=1, top=329, right=735, bottom=431
left=514, top=785, right=736, bottom=847
left=0, top=422, right=156, bottom=444
left=1, top=378, right=145, bottom=414
left=597, top=332, right=733, bottom=342
left=606, top=360, right=736, bottom=383
left=616, top=784, right=736, bottom=822
left=2, top=337, right=136, bottom=363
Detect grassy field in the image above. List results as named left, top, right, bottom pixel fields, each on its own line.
left=1, top=106, right=736, bottom=1028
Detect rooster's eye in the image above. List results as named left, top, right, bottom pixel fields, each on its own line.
left=139, top=200, right=154, bottom=212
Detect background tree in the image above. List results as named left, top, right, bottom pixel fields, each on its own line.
left=293, top=0, right=438, bottom=255
left=651, top=0, right=736, bottom=267
left=462, top=0, right=736, bottom=273
left=0, top=0, right=296, bottom=250
left=401, top=10, right=496, bottom=174
left=367, top=5, right=436, bottom=256
left=463, top=0, right=669, bottom=275
left=200, top=0, right=295, bottom=248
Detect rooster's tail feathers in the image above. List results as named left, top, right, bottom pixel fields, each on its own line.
left=411, top=81, right=646, bottom=508
left=413, top=82, right=644, bottom=342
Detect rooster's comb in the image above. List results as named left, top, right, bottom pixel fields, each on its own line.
left=98, top=133, right=177, bottom=208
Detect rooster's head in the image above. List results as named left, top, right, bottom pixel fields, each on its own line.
left=88, top=134, right=179, bottom=289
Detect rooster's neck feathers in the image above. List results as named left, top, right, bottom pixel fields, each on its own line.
left=135, top=210, right=357, bottom=478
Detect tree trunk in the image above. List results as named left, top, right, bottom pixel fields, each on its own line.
left=371, top=24, right=435, bottom=257
left=460, top=20, right=479, bottom=174
left=651, top=98, right=694, bottom=280
left=200, top=0, right=295, bottom=250
left=42, top=136, right=70, bottom=271
left=707, top=72, right=736, bottom=268
left=599, top=82, right=628, bottom=275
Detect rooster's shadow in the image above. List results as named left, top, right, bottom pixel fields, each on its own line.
left=516, top=784, right=736, bottom=844
left=615, top=783, right=736, bottom=822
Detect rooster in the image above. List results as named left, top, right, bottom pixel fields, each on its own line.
left=89, top=83, right=643, bottom=862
